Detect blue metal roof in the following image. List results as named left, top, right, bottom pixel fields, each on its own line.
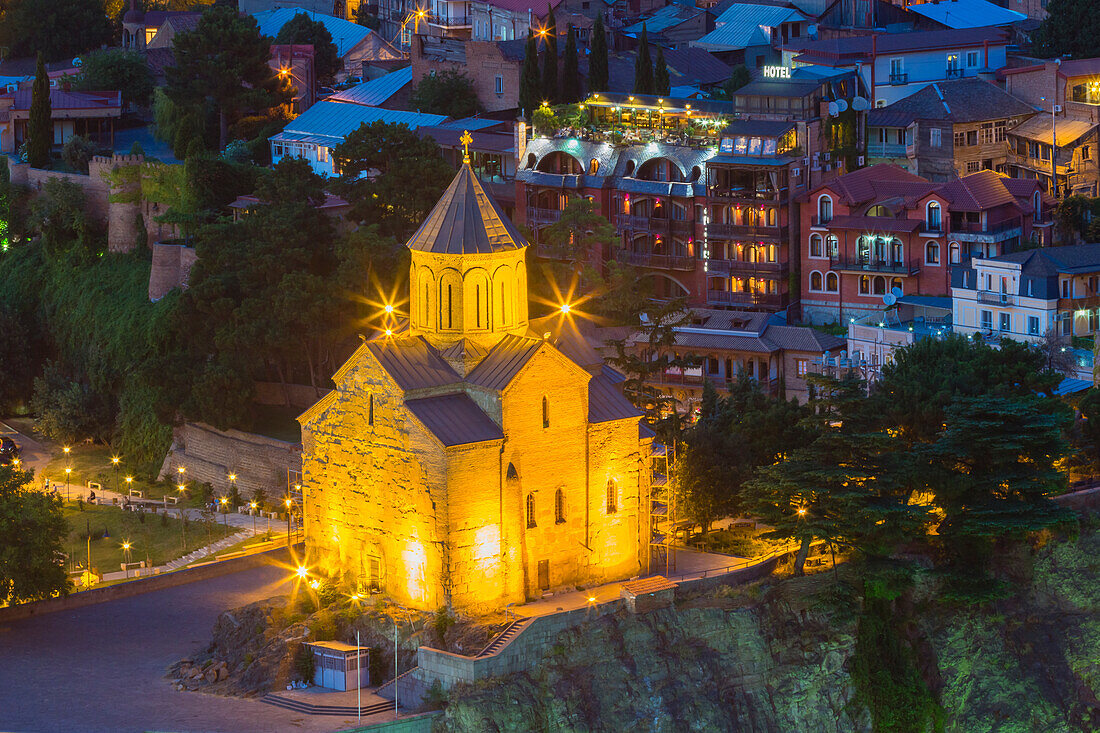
left=694, top=4, right=807, bottom=51
left=328, top=67, right=411, bottom=106
left=437, top=117, right=503, bottom=131
left=907, top=0, right=1025, bottom=29
left=252, top=7, right=372, bottom=58
left=274, top=101, right=446, bottom=146
left=624, top=6, right=699, bottom=35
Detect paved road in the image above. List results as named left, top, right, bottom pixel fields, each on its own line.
left=0, top=564, right=357, bottom=733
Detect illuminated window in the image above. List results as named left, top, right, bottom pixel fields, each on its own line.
left=926, top=201, right=941, bottom=230
left=926, top=241, right=940, bottom=265
left=555, top=489, right=565, bottom=523
left=526, top=494, right=536, bottom=528
left=606, top=479, right=617, bottom=514
left=542, top=397, right=550, bottom=428
left=826, top=272, right=838, bottom=292
left=796, top=358, right=808, bottom=377
left=859, top=275, right=870, bottom=295
left=817, top=194, right=832, bottom=224
left=809, top=233, right=822, bottom=257
left=826, top=235, right=838, bottom=257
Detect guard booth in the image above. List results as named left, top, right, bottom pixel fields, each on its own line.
left=307, top=641, right=370, bottom=691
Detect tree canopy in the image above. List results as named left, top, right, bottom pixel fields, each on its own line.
left=561, top=24, right=581, bottom=104
left=75, top=48, right=155, bottom=109
left=1033, top=0, right=1100, bottom=59
left=409, top=70, right=480, bottom=118
left=633, top=26, right=654, bottom=95
left=274, top=12, right=341, bottom=83
left=519, top=30, right=542, bottom=117
left=0, top=464, right=69, bottom=605
left=589, top=13, right=608, bottom=93
left=0, top=0, right=112, bottom=62
left=26, top=54, right=51, bottom=170
left=541, top=6, right=559, bottom=103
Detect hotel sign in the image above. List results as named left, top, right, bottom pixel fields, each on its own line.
left=763, top=66, right=791, bottom=79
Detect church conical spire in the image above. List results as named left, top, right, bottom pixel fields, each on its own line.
left=405, top=155, right=527, bottom=256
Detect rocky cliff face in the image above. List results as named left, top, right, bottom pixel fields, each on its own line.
left=436, top=528, right=1100, bottom=732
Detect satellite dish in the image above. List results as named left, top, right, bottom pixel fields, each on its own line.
left=72, top=57, right=82, bottom=67
left=891, top=287, right=903, bottom=298
left=827, top=101, right=839, bottom=117
left=883, top=293, right=897, bottom=306
left=852, top=96, right=869, bottom=111
left=835, top=98, right=848, bottom=112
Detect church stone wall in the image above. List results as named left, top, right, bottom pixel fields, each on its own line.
left=303, top=349, right=449, bottom=611
left=585, top=418, right=650, bottom=583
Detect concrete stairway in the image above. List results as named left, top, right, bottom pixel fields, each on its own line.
left=262, top=693, right=392, bottom=717
left=476, top=617, right=533, bottom=658
left=162, top=530, right=252, bottom=571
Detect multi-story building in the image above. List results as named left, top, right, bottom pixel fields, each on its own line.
left=1001, top=58, right=1100, bottom=197
left=952, top=243, right=1100, bottom=342
left=415, top=0, right=556, bottom=41
left=411, top=35, right=529, bottom=113
left=630, top=309, right=846, bottom=411
left=800, top=164, right=1053, bottom=324
left=867, top=78, right=1035, bottom=181
left=516, top=66, right=864, bottom=310
left=779, top=26, right=1010, bottom=108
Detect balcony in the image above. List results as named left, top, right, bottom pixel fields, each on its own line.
left=527, top=207, right=562, bottom=225
left=829, top=255, right=918, bottom=275
left=706, top=259, right=785, bottom=276
left=945, top=67, right=963, bottom=79
left=947, top=219, right=1024, bottom=242
left=920, top=222, right=944, bottom=235
left=427, top=15, right=471, bottom=27
left=811, top=215, right=833, bottom=228
left=867, top=142, right=908, bottom=158
left=1059, top=292, right=1100, bottom=311
left=706, top=222, right=785, bottom=240
left=707, top=188, right=784, bottom=201
left=977, top=290, right=1016, bottom=306
left=615, top=250, right=696, bottom=271
left=889, top=72, right=909, bottom=85
left=615, top=214, right=695, bottom=236
left=706, top=290, right=783, bottom=308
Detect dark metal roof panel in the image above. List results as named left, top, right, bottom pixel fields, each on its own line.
left=466, top=335, right=544, bottom=390
left=406, top=393, right=503, bottom=447
left=365, top=336, right=461, bottom=390
left=588, top=372, right=642, bottom=423
left=405, top=162, right=528, bottom=254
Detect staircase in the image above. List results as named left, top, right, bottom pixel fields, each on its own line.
left=375, top=667, right=418, bottom=701
left=262, top=693, right=393, bottom=717
left=162, top=530, right=252, bottom=571
left=476, top=617, right=533, bottom=658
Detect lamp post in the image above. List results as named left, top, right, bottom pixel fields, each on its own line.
left=64, top=467, right=71, bottom=502
left=179, top=483, right=187, bottom=551
left=285, top=497, right=293, bottom=545
left=111, top=455, right=120, bottom=494
left=249, top=501, right=258, bottom=534
left=122, top=541, right=132, bottom=578
left=219, top=496, right=229, bottom=537
left=125, top=476, right=133, bottom=499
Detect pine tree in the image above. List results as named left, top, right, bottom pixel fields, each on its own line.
left=541, top=5, right=559, bottom=104
left=633, top=25, right=655, bottom=96
left=27, top=53, right=52, bottom=170
left=654, top=45, right=671, bottom=96
left=561, top=24, right=581, bottom=103
left=518, top=30, right=542, bottom=118
left=589, top=12, right=609, bottom=93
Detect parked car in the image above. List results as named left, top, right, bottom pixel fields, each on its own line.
left=0, top=436, right=20, bottom=465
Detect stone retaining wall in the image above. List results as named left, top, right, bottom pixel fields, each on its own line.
left=160, top=422, right=301, bottom=499
left=148, top=241, right=197, bottom=301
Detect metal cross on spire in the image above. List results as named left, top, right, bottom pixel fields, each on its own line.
left=460, top=130, right=472, bottom=163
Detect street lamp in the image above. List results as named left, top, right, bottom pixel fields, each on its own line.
left=111, top=455, right=120, bottom=494
left=285, top=497, right=294, bottom=545
left=249, top=501, right=258, bottom=534
left=64, top=467, right=71, bottom=501
left=122, top=540, right=132, bottom=578
left=125, top=476, right=133, bottom=497
left=219, top=496, right=229, bottom=537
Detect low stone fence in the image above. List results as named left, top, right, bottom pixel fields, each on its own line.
left=159, top=422, right=301, bottom=498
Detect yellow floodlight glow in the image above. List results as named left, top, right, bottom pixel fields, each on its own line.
left=384, top=304, right=394, bottom=314
left=559, top=303, right=571, bottom=314
left=796, top=507, right=807, bottom=516
left=111, top=456, right=120, bottom=465
left=296, top=565, right=309, bottom=579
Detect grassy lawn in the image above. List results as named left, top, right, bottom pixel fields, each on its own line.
left=61, top=502, right=228, bottom=575
left=688, top=526, right=781, bottom=558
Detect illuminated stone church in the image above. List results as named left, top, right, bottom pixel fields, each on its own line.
left=299, top=156, right=651, bottom=613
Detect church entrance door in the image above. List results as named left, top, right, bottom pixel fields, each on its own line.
left=537, top=560, right=549, bottom=591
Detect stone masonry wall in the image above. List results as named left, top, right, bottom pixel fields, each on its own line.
left=160, top=422, right=301, bottom=499
left=148, top=241, right=197, bottom=301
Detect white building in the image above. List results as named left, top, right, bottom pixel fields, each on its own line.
left=952, top=243, right=1100, bottom=343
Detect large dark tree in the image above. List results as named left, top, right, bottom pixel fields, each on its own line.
left=26, top=53, right=52, bottom=170
left=541, top=5, right=559, bottom=104
left=561, top=24, right=581, bottom=103
left=0, top=464, right=69, bottom=605
left=589, top=12, right=608, bottom=93
left=0, top=0, right=112, bottom=62
left=166, top=5, right=291, bottom=149
left=1033, top=0, right=1100, bottom=59
left=606, top=299, right=694, bottom=425
left=633, top=25, right=655, bottom=95
left=332, top=120, right=453, bottom=238
left=274, top=11, right=341, bottom=84
left=654, top=46, right=671, bottom=97
left=518, top=30, right=542, bottom=117
left=74, top=48, right=155, bottom=109
left=409, top=70, right=479, bottom=118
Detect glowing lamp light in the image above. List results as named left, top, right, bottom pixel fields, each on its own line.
left=125, top=476, right=133, bottom=485
left=65, top=467, right=72, bottom=475
left=559, top=303, right=572, bottom=314
left=229, top=473, right=237, bottom=482
left=309, top=580, right=320, bottom=589
left=250, top=501, right=257, bottom=510
left=384, top=304, right=394, bottom=314
left=285, top=498, right=293, bottom=507
left=587, top=596, right=596, bottom=603
left=63, top=446, right=71, bottom=454
left=111, top=456, right=120, bottom=465
left=385, top=328, right=393, bottom=336
left=219, top=497, right=228, bottom=505
left=122, top=541, right=131, bottom=551
left=177, top=483, right=185, bottom=492
left=797, top=507, right=808, bottom=516
left=296, top=565, right=309, bottom=579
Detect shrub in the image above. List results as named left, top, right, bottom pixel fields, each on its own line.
left=292, top=642, right=314, bottom=682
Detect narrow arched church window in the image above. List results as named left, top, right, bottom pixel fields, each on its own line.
left=447, top=284, right=453, bottom=328
left=555, top=488, right=565, bottom=524
left=476, top=284, right=482, bottom=328
left=526, top=493, right=536, bottom=528
left=368, top=394, right=374, bottom=426
left=542, top=397, right=550, bottom=428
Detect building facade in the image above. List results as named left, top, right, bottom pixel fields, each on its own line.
left=299, top=159, right=650, bottom=612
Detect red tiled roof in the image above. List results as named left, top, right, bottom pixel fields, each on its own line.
left=143, top=10, right=202, bottom=28
left=820, top=164, right=933, bottom=206
left=484, top=0, right=563, bottom=13
left=823, top=215, right=922, bottom=233
left=9, top=88, right=121, bottom=111
left=937, top=170, right=1017, bottom=211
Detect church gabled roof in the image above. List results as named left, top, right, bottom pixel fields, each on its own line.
left=365, top=335, right=461, bottom=390
left=465, top=334, right=544, bottom=390
left=406, top=393, right=504, bottom=446
left=405, top=162, right=527, bottom=255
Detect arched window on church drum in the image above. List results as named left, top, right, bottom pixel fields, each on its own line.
left=555, top=489, right=565, bottom=523
left=606, top=479, right=617, bottom=514
left=526, top=493, right=536, bottom=528
left=368, top=394, right=374, bottom=426
left=542, top=396, right=550, bottom=428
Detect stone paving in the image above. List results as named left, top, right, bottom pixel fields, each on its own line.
left=0, top=564, right=356, bottom=733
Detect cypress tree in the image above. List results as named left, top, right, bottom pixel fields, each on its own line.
left=634, top=25, right=655, bottom=96
left=541, top=4, right=559, bottom=104
left=589, top=12, right=609, bottom=93
left=561, top=24, right=581, bottom=103
left=654, top=45, right=671, bottom=96
left=27, top=53, right=52, bottom=170
left=519, top=30, right=542, bottom=117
